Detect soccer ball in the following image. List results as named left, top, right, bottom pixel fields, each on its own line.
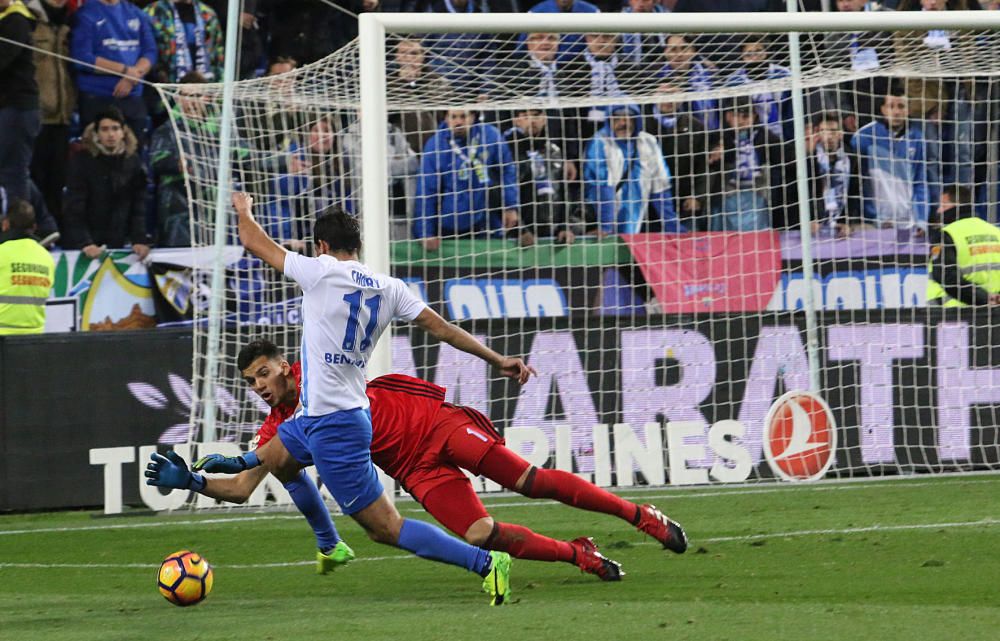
left=157, top=550, right=214, bottom=606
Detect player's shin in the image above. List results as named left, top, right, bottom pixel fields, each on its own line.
left=284, top=471, right=341, bottom=552
left=483, top=522, right=575, bottom=563
left=397, top=518, right=493, bottom=577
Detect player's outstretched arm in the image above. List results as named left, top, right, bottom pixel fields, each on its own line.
left=145, top=451, right=267, bottom=504
left=232, top=192, right=288, bottom=273
left=412, top=307, right=536, bottom=384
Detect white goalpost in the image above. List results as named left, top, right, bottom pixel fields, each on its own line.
left=157, top=9, right=1000, bottom=508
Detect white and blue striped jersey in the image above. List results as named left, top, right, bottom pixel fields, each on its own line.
left=284, top=252, right=426, bottom=416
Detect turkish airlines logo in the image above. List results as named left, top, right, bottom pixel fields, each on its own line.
left=763, top=391, right=837, bottom=482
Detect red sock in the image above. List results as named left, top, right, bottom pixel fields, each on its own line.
left=477, top=444, right=641, bottom=525
left=526, top=468, right=640, bottom=524
left=485, top=522, right=574, bottom=563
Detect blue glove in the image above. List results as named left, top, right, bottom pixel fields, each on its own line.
left=145, top=451, right=206, bottom=492
left=192, top=451, right=259, bottom=474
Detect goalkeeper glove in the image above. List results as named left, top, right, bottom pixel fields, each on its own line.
left=192, top=451, right=260, bottom=474
left=145, top=451, right=206, bottom=492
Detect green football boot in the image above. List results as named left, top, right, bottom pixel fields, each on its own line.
left=481, top=551, right=512, bottom=606
left=316, top=540, right=355, bottom=575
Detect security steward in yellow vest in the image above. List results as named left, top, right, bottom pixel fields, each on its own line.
left=0, top=199, right=54, bottom=334
left=927, top=185, right=1000, bottom=307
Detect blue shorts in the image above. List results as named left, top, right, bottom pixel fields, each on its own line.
left=278, top=407, right=384, bottom=515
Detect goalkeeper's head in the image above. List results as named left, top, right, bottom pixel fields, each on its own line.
left=313, top=208, right=362, bottom=258
left=238, top=338, right=296, bottom=408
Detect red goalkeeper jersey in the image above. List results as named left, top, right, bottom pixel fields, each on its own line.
left=253, top=368, right=446, bottom=480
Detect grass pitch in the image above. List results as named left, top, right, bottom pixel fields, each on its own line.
left=1, top=475, right=998, bottom=641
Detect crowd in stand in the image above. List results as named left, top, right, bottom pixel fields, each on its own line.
left=0, top=0, right=997, bottom=257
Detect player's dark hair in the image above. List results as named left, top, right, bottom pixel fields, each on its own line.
left=238, top=339, right=283, bottom=371
left=4, top=198, right=35, bottom=232
left=313, top=208, right=362, bottom=255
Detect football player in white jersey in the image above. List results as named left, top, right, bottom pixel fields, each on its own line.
left=219, top=192, right=533, bottom=604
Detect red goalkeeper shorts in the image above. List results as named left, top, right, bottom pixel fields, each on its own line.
left=400, top=403, right=504, bottom=504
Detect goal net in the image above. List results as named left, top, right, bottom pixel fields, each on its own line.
left=155, top=11, right=1000, bottom=502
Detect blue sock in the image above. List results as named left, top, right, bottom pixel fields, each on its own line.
left=284, top=471, right=340, bottom=552
left=397, top=518, right=492, bottom=576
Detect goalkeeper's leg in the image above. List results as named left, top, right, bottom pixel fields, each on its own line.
left=420, top=477, right=622, bottom=581
left=469, top=440, right=687, bottom=553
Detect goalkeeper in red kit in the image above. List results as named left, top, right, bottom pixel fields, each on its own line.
left=147, top=339, right=687, bottom=582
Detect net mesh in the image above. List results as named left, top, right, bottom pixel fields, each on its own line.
left=156, top=24, right=1000, bottom=494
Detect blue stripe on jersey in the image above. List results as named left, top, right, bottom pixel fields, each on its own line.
left=300, top=322, right=310, bottom=412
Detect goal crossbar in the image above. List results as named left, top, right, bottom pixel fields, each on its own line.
left=367, top=10, right=1000, bottom=35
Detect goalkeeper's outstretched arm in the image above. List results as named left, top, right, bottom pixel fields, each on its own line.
left=145, top=450, right=267, bottom=504
left=232, top=191, right=288, bottom=273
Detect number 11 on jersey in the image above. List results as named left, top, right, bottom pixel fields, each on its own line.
left=342, top=290, right=382, bottom=352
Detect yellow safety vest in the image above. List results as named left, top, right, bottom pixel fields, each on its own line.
left=926, top=217, right=1000, bottom=307
left=0, top=237, right=55, bottom=335
left=0, top=1, right=35, bottom=22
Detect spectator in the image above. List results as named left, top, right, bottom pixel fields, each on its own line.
left=497, top=32, right=581, bottom=158
left=63, top=109, right=151, bottom=259
left=708, top=96, right=792, bottom=231
left=144, top=0, right=225, bottom=83
left=851, top=85, right=930, bottom=231
left=895, top=0, right=978, bottom=209
left=583, top=104, right=684, bottom=235
left=806, top=111, right=860, bottom=236
left=421, top=0, right=496, bottom=94
left=528, top=0, right=600, bottom=58
left=0, top=0, right=40, bottom=203
left=658, top=33, right=718, bottom=129
left=203, top=0, right=263, bottom=79
left=387, top=38, right=451, bottom=154
left=413, top=108, right=519, bottom=251
left=504, top=108, right=580, bottom=245
left=725, top=35, right=793, bottom=139
left=150, top=71, right=251, bottom=246
left=0, top=182, right=60, bottom=243
left=27, top=0, right=75, bottom=221
left=337, top=116, right=419, bottom=221
left=821, top=0, right=891, bottom=133
left=562, top=32, right=644, bottom=144
left=926, top=184, right=1000, bottom=306
left=621, top=0, right=670, bottom=69
left=645, top=83, right=716, bottom=230
left=0, top=198, right=54, bottom=336
left=258, top=55, right=304, bottom=151
left=70, top=0, right=157, bottom=143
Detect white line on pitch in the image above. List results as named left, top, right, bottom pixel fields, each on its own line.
left=1, top=476, right=997, bottom=537
left=0, top=518, right=997, bottom=570
left=0, top=514, right=302, bottom=536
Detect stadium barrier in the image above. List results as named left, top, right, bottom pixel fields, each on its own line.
left=3, top=307, right=997, bottom=513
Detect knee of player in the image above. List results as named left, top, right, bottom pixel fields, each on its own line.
left=464, top=516, right=495, bottom=547
left=361, top=517, right=402, bottom=545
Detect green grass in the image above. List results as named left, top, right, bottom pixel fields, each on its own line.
left=2, top=475, right=999, bottom=641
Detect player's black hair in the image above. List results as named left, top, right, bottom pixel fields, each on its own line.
left=313, top=208, right=362, bottom=255
left=238, top=339, right=283, bottom=371
left=4, top=198, right=35, bottom=232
